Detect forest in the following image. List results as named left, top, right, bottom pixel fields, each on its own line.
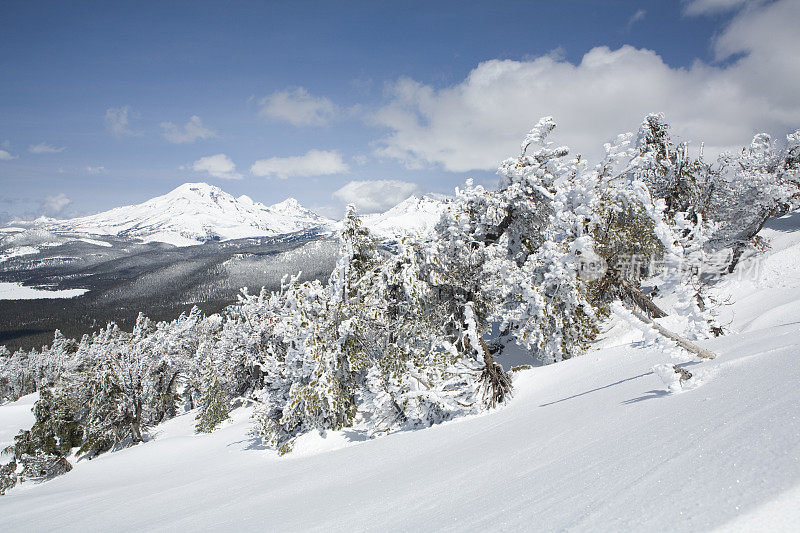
left=1, top=114, right=798, bottom=492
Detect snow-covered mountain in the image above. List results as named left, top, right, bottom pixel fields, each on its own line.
left=4, top=185, right=452, bottom=247
left=362, top=195, right=451, bottom=239
left=13, top=183, right=334, bottom=246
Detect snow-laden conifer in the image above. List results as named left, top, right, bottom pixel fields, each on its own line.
left=195, top=358, right=229, bottom=433
left=709, top=132, right=799, bottom=272
left=432, top=117, right=602, bottom=366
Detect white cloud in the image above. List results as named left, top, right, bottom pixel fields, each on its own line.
left=250, top=149, right=349, bottom=179
left=258, top=87, right=337, bottom=126
left=192, top=154, right=242, bottom=180
left=0, top=149, right=17, bottom=160
left=28, top=142, right=66, bottom=154
left=683, top=0, right=749, bottom=16
left=42, top=193, right=71, bottom=215
left=627, top=9, right=646, bottom=28
left=105, top=106, right=138, bottom=138
left=372, top=0, right=800, bottom=172
left=85, top=165, right=106, bottom=174
left=332, top=179, right=419, bottom=213
left=161, top=115, right=216, bottom=144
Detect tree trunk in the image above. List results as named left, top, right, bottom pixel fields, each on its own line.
left=613, top=274, right=716, bottom=359
left=155, top=370, right=181, bottom=423
left=628, top=306, right=717, bottom=359
left=618, top=277, right=668, bottom=318
left=477, top=336, right=513, bottom=408
left=130, top=401, right=143, bottom=443
left=130, top=421, right=142, bottom=444
left=462, top=301, right=513, bottom=408
left=482, top=208, right=515, bottom=245
left=728, top=208, right=773, bottom=274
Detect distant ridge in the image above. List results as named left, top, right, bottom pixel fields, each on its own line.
left=5, top=183, right=452, bottom=246
left=12, top=182, right=334, bottom=246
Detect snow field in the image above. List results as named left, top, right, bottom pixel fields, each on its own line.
left=0, top=282, right=89, bottom=300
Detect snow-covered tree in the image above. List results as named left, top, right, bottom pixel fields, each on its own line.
left=635, top=114, right=710, bottom=223
left=591, top=120, right=716, bottom=340
left=431, top=117, right=603, bottom=369
left=6, top=112, right=798, bottom=470
left=709, top=132, right=798, bottom=272
left=363, top=240, right=482, bottom=429
left=195, top=358, right=229, bottom=433
left=256, top=208, right=382, bottom=451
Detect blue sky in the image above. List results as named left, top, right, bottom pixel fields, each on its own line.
left=1, top=0, right=798, bottom=221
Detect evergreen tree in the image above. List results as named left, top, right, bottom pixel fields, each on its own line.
left=433, top=117, right=602, bottom=368
left=709, top=132, right=797, bottom=272
left=195, top=358, right=229, bottom=433
left=364, top=240, right=481, bottom=429
left=8, top=388, right=82, bottom=460
left=257, top=208, right=382, bottom=452
left=591, top=121, right=715, bottom=339
left=5, top=112, right=798, bottom=467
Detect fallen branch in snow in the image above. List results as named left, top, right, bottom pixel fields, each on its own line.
left=629, top=306, right=717, bottom=359
left=609, top=274, right=717, bottom=359
left=618, top=277, right=667, bottom=319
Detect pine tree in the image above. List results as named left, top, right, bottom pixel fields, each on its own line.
left=256, top=208, right=382, bottom=452
left=435, top=117, right=603, bottom=368
left=364, top=240, right=481, bottom=429
left=195, top=358, right=229, bottom=433
left=710, top=132, right=796, bottom=272
left=591, top=121, right=717, bottom=343
left=31, top=388, right=82, bottom=457
left=636, top=113, right=708, bottom=220
left=78, top=357, right=127, bottom=457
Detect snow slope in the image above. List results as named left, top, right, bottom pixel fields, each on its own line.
left=0, top=393, right=36, bottom=452
left=2, top=213, right=800, bottom=531
left=11, top=183, right=333, bottom=246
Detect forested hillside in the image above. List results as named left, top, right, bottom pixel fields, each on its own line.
left=1, top=115, right=798, bottom=512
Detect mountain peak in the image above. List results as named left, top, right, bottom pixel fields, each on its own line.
left=167, top=182, right=226, bottom=198
left=270, top=198, right=302, bottom=210
left=363, top=194, right=451, bottom=239
left=19, top=183, right=332, bottom=246
left=171, top=182, right=219, bottom=192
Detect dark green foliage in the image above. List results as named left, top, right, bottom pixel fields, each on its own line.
left=18, top=454, right=72, bottom=482
left=594, top=202, right=663, bottom=273
left=0, top=460, right=17, bottom=495
left=9, top=389, right=82, bottom=460
left=195, top=360, right=229, bottom=433
left=638, top=114, right=710, bottom=223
